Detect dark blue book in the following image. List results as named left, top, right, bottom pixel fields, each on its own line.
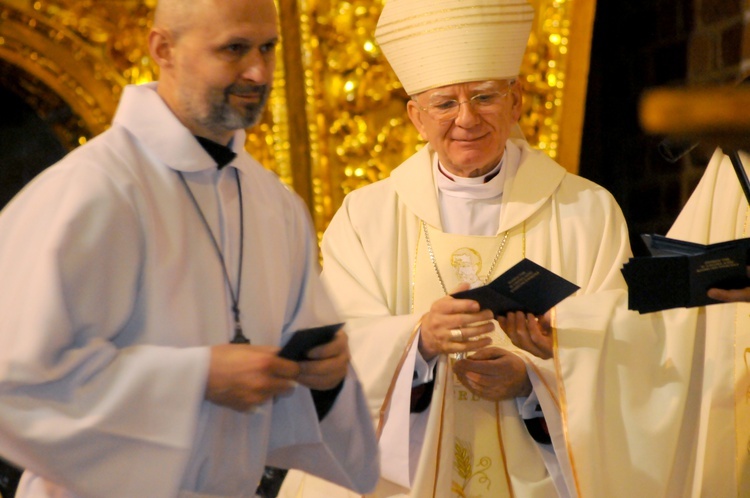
left=621, top=234, right=750, bottom=313
left=452, top=258, right=579, bottom=316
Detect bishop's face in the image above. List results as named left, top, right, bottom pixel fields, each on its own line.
left=407, top=79, right=523, bottom=178
left=156, top=0, right=279, bottom=144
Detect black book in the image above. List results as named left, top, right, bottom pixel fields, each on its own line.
left=278, top=322, right=344, bottom=361
left=451, top=258, right=579, bottom=315
left=621, top=234, right=750, bottom=313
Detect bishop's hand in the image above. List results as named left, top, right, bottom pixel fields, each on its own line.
left=498, top=310, right=553, bottom=360
left=419, top=284, right=494, bottom=361
left=453, top=347, right=532, bottom=400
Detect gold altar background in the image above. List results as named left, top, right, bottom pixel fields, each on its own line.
left=0, top=0, right=596, bottom=239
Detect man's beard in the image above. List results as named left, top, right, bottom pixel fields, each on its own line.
left=200, top=83, right=270, bottom=135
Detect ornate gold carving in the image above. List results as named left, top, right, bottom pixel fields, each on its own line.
left=0, top=0, right=142, bottom=141
left=31, top=0, right=157, bottom=84
left=522, top=0, right=572, bottom=159
left=293, top=0, right=423, bottom=234
left=242, top=52, right=292, bottom=189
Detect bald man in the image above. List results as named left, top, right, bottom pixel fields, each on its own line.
left=0, top=0, right=378, bottom=497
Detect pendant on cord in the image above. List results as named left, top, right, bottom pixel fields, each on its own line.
left=177, top=169, right=249, bottom=345
left=230, top=308, right=250, bottom=344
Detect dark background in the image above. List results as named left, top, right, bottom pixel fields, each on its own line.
left=579, top=0, right=744, bottom=254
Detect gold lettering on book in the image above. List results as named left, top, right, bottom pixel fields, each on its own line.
left=508, top=270, right=540, bottom=292
left=695, top=257, right=740, bottom=273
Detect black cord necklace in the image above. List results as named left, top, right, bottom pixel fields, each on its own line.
left=177, top=169, right=249, bottom=344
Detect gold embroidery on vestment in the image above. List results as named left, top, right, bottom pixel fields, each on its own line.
left=452, top=437, right=493, bottom=495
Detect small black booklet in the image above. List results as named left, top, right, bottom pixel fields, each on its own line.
left=621, top=234, right=750, bottom=313
left=278, top=322, right=344, bottom=361
left=451, top=258, right=580, bottom=315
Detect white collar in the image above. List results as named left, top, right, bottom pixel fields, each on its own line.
left=435, top=152, right=507, bottom=200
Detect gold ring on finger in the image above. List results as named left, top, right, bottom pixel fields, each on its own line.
left=450, top=328, right=464, bottom=342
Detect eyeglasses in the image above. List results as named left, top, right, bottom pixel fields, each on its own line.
left=412, top=80, right=515, bottom=122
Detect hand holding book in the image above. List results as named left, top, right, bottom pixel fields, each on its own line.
left=706, top=266, right=750, bottom=303
left=451, top=258, right=580, bottom=316
left=622, top=234, right=750, bottom=313
left=449, top=258, right=577, bottom=360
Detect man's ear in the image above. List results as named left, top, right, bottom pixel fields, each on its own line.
left=149, top=28, right=174, bottom=68
left=407, top=99, right=429, bottom=141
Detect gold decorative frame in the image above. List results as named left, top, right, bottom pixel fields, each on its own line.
left=0, top=0, right=596, bottom=239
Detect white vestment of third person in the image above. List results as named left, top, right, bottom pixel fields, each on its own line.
left=550, top=148, right=750, bottom=497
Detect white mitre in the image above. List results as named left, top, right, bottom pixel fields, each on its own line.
left=374, top=0, right=535, bottom=95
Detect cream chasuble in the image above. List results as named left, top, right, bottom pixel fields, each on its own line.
left=280, top=138, right=632, bottom=498
left=404, top=220, right=554, bottom=497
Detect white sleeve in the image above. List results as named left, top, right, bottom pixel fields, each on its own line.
left=267, top=195, right=379, bottom=494
left=412, top=329, right=438, bottom=386
left=0, top=164, right=208, bottom=498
